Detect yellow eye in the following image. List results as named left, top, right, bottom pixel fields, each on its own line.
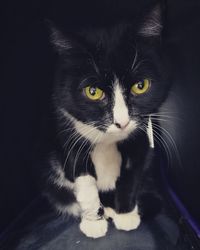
left=131, top=79, right=150, bottom=95
left=84, top=86, right=105, bottom=101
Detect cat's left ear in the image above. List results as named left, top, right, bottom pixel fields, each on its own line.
left=50, top=26, right=74, bottom=54
left=46, top=21, right=78, bottom=54
left=138, top=4, right=163, bottom=38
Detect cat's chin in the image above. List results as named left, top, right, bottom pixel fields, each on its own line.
left=101, top=133, right=130, bottom=144
left=101, top=121, right=137, bottom=143
left=100, top=125, right=136, bottom=144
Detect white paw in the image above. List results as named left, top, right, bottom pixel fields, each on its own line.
left=80, top=218, right=108, bottom=238
left=104, top=206, right=141, bottom=231
left=104, top=207, right=116, bottom=219
left=113, top=211, right=141, bottom=231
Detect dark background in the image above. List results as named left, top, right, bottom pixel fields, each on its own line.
left=1, top=0, right=200, bottom=235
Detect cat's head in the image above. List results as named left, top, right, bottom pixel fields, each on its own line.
left=50, top=4, right=170, bottom=144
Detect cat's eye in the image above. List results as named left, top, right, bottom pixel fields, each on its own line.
left=84, top=86, right=105, bottom=101
left=131, top=79, right=151, bottom=95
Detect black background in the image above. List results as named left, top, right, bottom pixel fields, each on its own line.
left=1, top=0, right=200, bottom=234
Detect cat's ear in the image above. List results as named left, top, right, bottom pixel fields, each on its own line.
left=47, top=21, right=74, bottom=54
left=138, top=4, right=163, bottom=38
left=51, top=27, right=72, bottom=53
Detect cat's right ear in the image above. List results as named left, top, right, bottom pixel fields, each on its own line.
left=47, top=21, right=74, bottom=54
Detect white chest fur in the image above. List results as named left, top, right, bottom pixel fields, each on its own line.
left=90, top=143, right=122, bottom=191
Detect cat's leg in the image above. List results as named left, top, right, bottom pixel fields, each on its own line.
left=105, top=142, right=158, bottom=231
left=44, top=159, right=81, bottom=217
left=74, top=175, right=108, bottom=238
left=45, top=163, right=107, bottom=237
left=104, top=170, right=141, bottom=231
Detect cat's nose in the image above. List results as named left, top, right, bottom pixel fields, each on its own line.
left=114, top=121, right=130, bottom=130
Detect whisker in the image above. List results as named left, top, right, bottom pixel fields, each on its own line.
left=57, top=127, right=75, bottom=137
left=63, top=126, right=90, bottom=153
left=131, top=48, right=138, bottom=70
left=72, top=137, right=89, bottom=179
left=142, top=113, right=182, bottom=121
left=132, top=59, right=147, bottom=74
left=63, top=124, right=103, bottom=172
left=151, top=127, right=172, bottom=168
left=71, top=124, right=105, bottom=178
left=142, top=123, right=172, bottom=168
left=152, top=122, right=182, bottom=169
left=149, top=117, right=173, bottom=123
left=62, top=121, right=98, bottom=150
left=80, top=75, right=98, bottom=85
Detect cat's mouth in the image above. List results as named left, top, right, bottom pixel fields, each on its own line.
left=106, top=120, right=137, bottom=134
left=100, top=120, right=138, bottom=143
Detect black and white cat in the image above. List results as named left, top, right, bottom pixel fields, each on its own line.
left=43, top=3, right=170, bottom=238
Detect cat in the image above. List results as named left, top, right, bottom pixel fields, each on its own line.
left=42, top=3, right=171, bottom=238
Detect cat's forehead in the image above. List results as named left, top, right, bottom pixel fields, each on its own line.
left=80, top=23, right=136, bottom=71
left=83, top=23, right=132, bottom=51
left=92, top=44, right=137, bottom=81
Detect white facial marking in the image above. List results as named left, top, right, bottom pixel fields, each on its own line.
left=60, top=109, right=103, bottom=144
left=113, top=81, right=130, bottom=129
left=91, top=143, right=121, bottom=191
left=105, top=80, right=137, bottom=142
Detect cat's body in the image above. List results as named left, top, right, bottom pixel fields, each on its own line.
left=41, top=2, right=171, bottom=238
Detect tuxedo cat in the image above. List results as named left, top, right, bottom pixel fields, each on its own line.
left=43, top=3, right=170, bottom=238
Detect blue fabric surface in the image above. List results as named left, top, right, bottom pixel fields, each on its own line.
left=16, top=213, right=179, bottom=250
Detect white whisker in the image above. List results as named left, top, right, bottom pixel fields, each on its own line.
left=152, top=122, right=182, bottom=169
left=131, top=48, right=138, bottom=70
left=63, top=123, right=105, bottom=174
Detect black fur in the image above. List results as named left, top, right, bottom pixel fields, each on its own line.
left=41, top=1, right=171, bottom=222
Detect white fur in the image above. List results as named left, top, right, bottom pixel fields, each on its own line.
left=74, top=119, right=103, bottom=144
left=104, top=205, right=141, bottom=231
left=74, top=175, right=101, bottom=220
left=74, top=175, right=108, bottom=238
left=91, top=143, right=121, bottom=191
left=80, top=218, right=108, bottom=238
left=113, top=82, right=129, bottom=128
left=105, top=120, right=137, bottom=143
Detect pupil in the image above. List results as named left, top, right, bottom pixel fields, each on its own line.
left=90, top=87, right=96, bottom=95
left=138, top=82, right=144, bottom=90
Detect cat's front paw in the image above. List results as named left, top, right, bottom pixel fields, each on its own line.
left=80, top=218, right=108, bottom=238
left=104, top=206, right=141, bottom=231
left=113, top=211, right=141, bottom=231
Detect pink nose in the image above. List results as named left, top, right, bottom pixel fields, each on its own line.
left=114, top=121, right=130, bottom=129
